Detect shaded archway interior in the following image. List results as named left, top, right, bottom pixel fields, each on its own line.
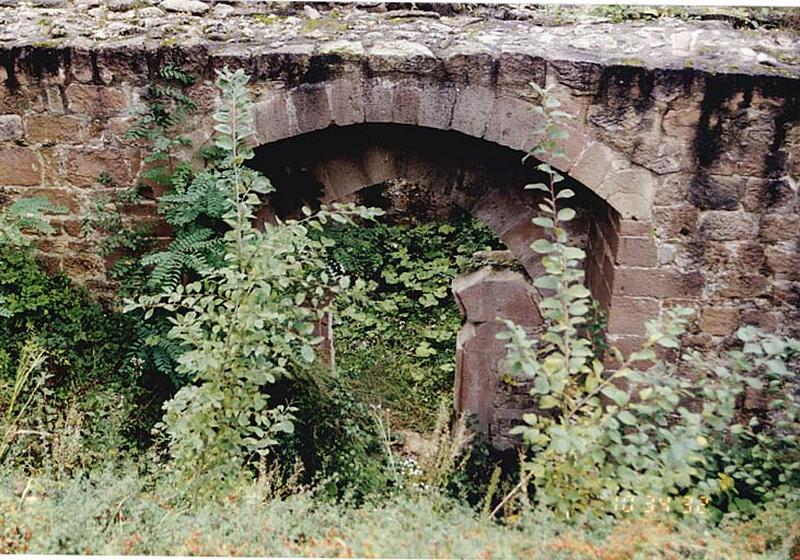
left=247, top=123, right=619, bottom=305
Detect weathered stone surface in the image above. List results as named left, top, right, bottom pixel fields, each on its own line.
left=417, top=85, right=456, bottom=130
left=597, top=166, right=655, bottom=221
left=0, top=114, right=22, bottom=141
left=698, top=211, right=759, bottom=241
left=453, top=266, right=543, bottom=444
left=368, top=41, right=437, bottom=74
left=616, top=236, right=657, bottom=267
left=25, top=114, right=81, bottom=144
left=607, top=296, right=660, bottom=336
left=569, top=141, right=616, bottom=192
left=701, top=307, right=741, bottom=336
left=160, top=0, right=208, bottom=14
left=689, top=174, right=746, bottom=211
left=65, top=84, right=126, bottom=116
left=24, top=187, right=81, bottom=211
left=451, top=86, right=495, bottom=138
left=325, top=78, right=365, bottom=126
left=66, top=148, right=133, bottom=188
left=453, top=268, right=542, bottom=324
left=613, top=268, right=704, bottom=298
left=654, top=205, right=699, bottom=239
left=483, top=95, right=537, bottom=151
left=290, top=84, right=332, bottom=134
left=759, top=213, right=800, bottom=242
left=0, top=147, right=40, bottom=185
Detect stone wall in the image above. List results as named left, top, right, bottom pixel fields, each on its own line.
left=1, top=2, right=799, bottom=432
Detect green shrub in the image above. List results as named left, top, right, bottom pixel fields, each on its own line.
left=327, top=215, right=503, bottom=430
left=0, top=247, right=158, bottom=470
left=127, top=68, right=379, bottom=493
left=275, top=376, right=391, bottom=502
left=495, top=82, right=800, bottom=521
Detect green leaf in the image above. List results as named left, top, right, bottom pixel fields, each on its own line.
left=602, top=385, right=629, bottom=406
left=531, top=239, right=554, bottom=254
left=618, top=410, right=637, bottom=426
left=557, top=208, right=576, bottom=222
left=300, top=345, right=315, bottom=363
left=539, top=395, right=559, bottom=409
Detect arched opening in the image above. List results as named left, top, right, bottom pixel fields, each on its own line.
left=247, top=123, right=620, bottom=444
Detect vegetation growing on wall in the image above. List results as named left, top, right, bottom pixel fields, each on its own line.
left=0, top=67, right=798, bottom=557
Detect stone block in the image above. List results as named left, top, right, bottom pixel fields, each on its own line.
left=0, top=114, right=23, bottom=141
left=618, top=219, right=649, bottom=237
left=25, top=187, right=82, bottom=212
left=65, top=84, right=127, bottom=116
left=631, top=135, right=688, bottom=175
left=495, top=52, right=546, bottom=90
left=702, top=240, right=765, bottom=271
left=450, top=86, right=495, bottom=138
left=740, top=309, right=782, bottom=333
left=698, top=211, right=758, bottom=241
left=0, top=147, right=41, bottom=186
left=452, top=268, right=542, bottom=324
left=569, top=141, right=617, bottom=196
left=759, top=213, right=800, bottom=242
left=653, top=173, right=690, bottom=206
left=25, top=114, right=82, bottom=144
left=607, top=296, right=660, bottom=336
left=501, top=218, right=546, bottom=272
left=714, top=273, right=769, bottom=299
left=701, top=307, right=741, bottom=336
left=597, top=167, right=654, bottom=221
left=290, top=84, right=332, bottom=134
left=315, top=155, right=370, bottom=200
left=326, top=78, right=365, bottom=127
left=689, top=174, right=746, bottom=211
left=417, top=85, right=456, bottom=130
left=67, top=147, right=132, bottom=188
left=554, top=122, right=590, bottom=171
left=613, top=267, right=704, bottom=298
left=653, top=204, right=698, bottom=239
left=361, top=145, right=400, bottom=186
left=483, top=95, right=538, bottom=152
left=367, top=41, right=438, bottom=74
left=442, top=46, right=494, bottom=86
left=616, top=236, right=657, bottom=267
left=364, top=79, right=395, bottom=123
left=765, top=246, right=797, bottom=277
left=391, top=81, right=421, bottom=125
left=454, top=321, right=505, bottom=430
left=253, top=93, right=296, bottom=144
left=471, top=187, right=535, bottom=239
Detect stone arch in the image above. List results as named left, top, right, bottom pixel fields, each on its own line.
left=247, top=76, right=655, bottom=222
left=247, top=122, right=606, bottom=292
left=230, top=73, right=663, bottom=447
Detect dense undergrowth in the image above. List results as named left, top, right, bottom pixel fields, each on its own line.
left=327, top=214, right=503, bottom=431
left=2, top=467, right=798, bottom=558
left=0, top=67, right=798, bottom=557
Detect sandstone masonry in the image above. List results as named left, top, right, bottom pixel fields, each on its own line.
left=0, top=1, right=798, bottom=438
